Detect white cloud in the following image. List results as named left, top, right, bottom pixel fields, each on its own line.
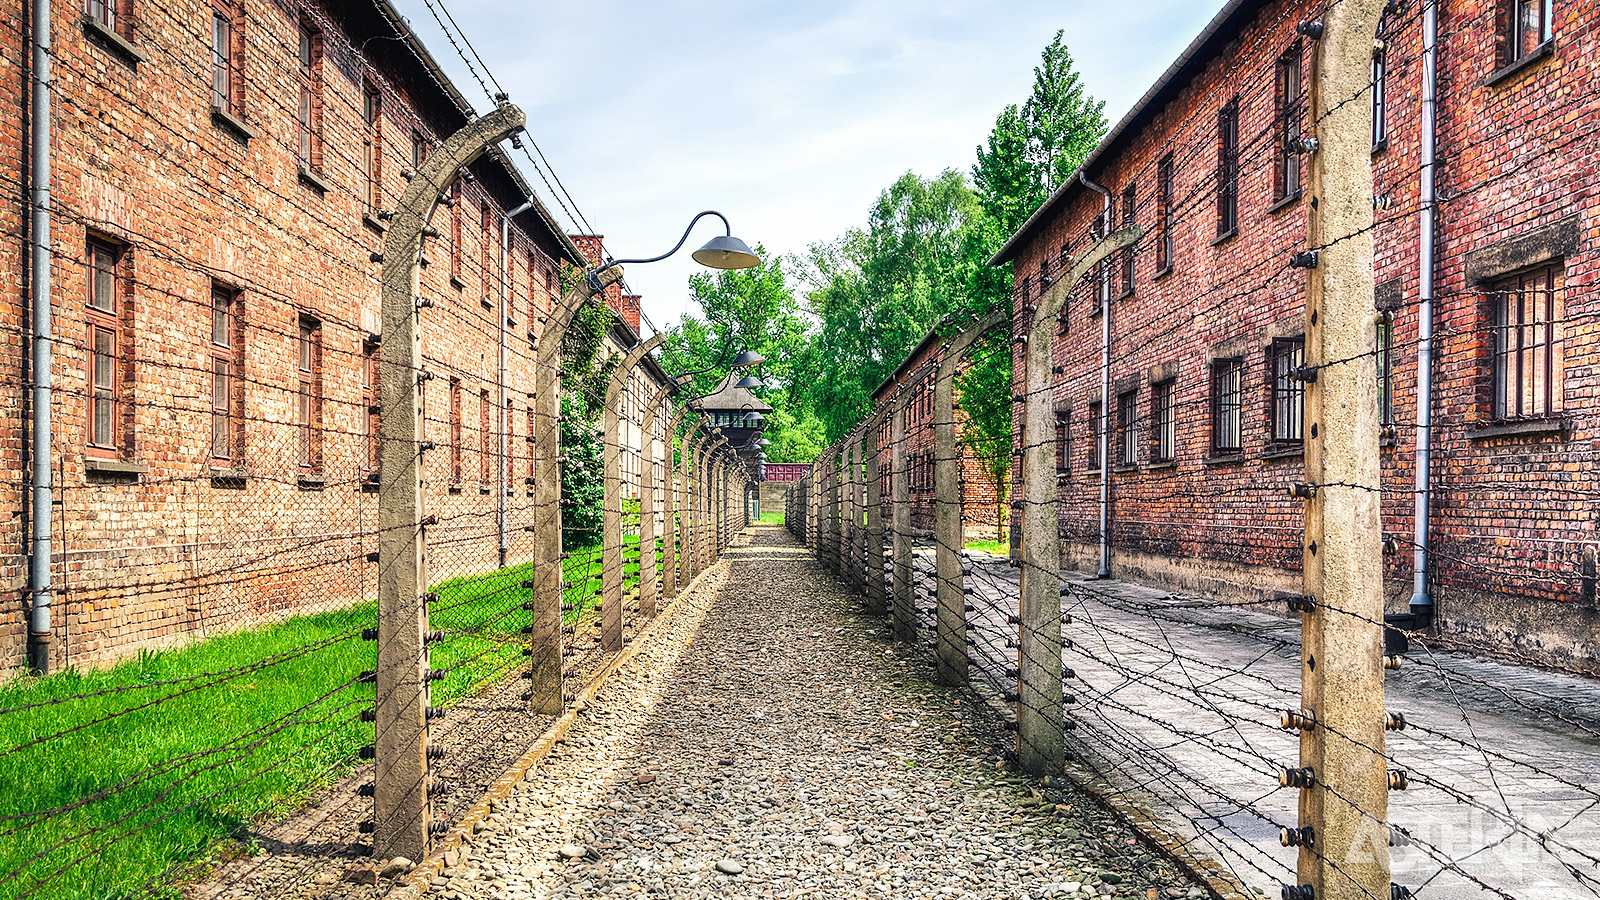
left=393, top=0, right=1223, bottom=329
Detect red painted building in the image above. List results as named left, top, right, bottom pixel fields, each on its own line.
left=993, top=0, right=1598, bottom=671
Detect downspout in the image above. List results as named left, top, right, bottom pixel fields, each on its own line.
left=1079, top=171, right=1112, bottom=579
left=1410, top=1, right=1437, bottom=623
left=28, top=0, right=53, bottom=674
left=500, top=200, right=535, bottom=568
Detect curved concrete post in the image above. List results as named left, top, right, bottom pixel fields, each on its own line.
left=375, top=103, right=525, bottom=862
left=638, top=387, right=677, bottom=614
left=529, top=266, right=624, bottom=710
left=934, top=308, right=1009, bottom=685
left=1016, top=224, right=1142, bottom=775
left=684, top=427, right=708, bottom=582
left=602, top=333, right=665, bottom=652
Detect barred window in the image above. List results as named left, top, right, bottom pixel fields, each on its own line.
left=1054, top=410, right=1069, bottom=474
left=1274, top=45, right=1303, bottom=202
left=1491, top=265, right=1562, bottom=420
left=449, top=378, right=463, bottom=482
left=1119, top=182, right=1136, bottom=296
left=1088, top=401, right=1103, bottom=471
left=296, top=21, right=323, bottom=170
left=1152, top=380, right=1176, bottom=463
left=1270, top=338, right=1306, bottom=446
left=363, top=83, right=382, bottom=212
left=1373, top=13, right=1391, bottom=149
left=1156, top=155, right=1175, bottom=272
left=297, top=317, right=322, bottom=473
left=1505, top=0, right=1554, bottom=66
left=210, top=285, right=243, bottom=462
left=210, top=1, right=241, bottom=116
left=1117, top=390, right=1138, bottom=467
left=1211, top=359, right=1243, bottom=454
left=1216, top=98, right=1240, bottom=237
left=362, top=339, right=380, bottom=480
left=86, top=239, right=124, bottom=457
left=1376, top=319, right=1394, bottom=428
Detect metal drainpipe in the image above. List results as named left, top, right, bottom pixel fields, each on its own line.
left=28, top=0, right=54, bottom=674
left=500, top=200, right=535, bottom=568
left=1079, top=171, right=1112, bottom=579
left=1410, top=1, right=1438, bottom=623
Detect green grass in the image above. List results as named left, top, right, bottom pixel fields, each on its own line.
left=963, top=539, right=1008, bottom=555
left=0, top=550, right=620, bottom=900
left=756, top=511, right=784, bottom=525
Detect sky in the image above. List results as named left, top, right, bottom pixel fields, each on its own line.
left=392, top=0, right=1227, bottom=333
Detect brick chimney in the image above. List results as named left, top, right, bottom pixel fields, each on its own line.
left=570, top=234, right=623, bottom=311
left=619, top=295, right=642, bottom=335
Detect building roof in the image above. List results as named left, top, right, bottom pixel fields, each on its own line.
left=368, top=0, right=586, bottom=268
left=690, top=372, right=773, bottom=414
left=990, top=0, right=1269, bottom=266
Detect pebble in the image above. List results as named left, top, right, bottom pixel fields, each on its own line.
left=557, top=844, right=587, bottom=860
left=714, top=859, right=744, bottom=875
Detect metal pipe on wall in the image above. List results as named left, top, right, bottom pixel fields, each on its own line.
left=1410, top=0, right=1438, bottom=623
left=28, top=0, right=54, bottom=674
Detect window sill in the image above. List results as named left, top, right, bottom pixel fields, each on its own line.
left=1117, top=287, right=1135, bottom=301
left=86, top=457, right=148, bottom=480
left=1211, top=228, right=1239, bottom=248
left=297, top=474, right=327, bottom=490
left=1147, top=459, right=1177, bottom=471
left=1151, top=265, right=1174, bottom=282
left=1372, top=138, right=1389, bottom=157
left=1261, top=445, right=1304, bottom=461
left=211, top=106, right=254, bottom=143
left=1204, top=453, right=1245, bottom=466
left=362, top=213, right=387, bottom=234
left=480, top=296, right=494, bottom=311
left=448, top=485, right=463, bottom=495
left=298, top=164, right=332, bottom=195
left=1486, top=40, right=1554, bottom=88
left=479, top=487, right=491, bottom=495
left=419, top=253, right=432, bottom=270
left=209, top=466, right=250, bottom=487
left=449, top=275, right=466, bottom=291
left=1266, top=192, right=1301, bottom=215
left=1470, top=417, right=1572, bottom=442
left=83, top=16, right=146, bottom=66
left=1112, top=463, right=1139, bottom=473
left=361, top=473, right=380, bottom=494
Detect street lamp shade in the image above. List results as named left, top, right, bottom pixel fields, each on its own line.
left=731, top=349, right=766, bottom=368
left=735, top=373, right=764, bottom=389
left=692, top=234, right=761, bottom=270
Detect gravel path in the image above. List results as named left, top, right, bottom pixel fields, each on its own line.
left=408, top=524, right=1201, bottom=900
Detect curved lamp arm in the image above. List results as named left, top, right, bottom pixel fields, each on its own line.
left=584, top=211, right=734, bottom=292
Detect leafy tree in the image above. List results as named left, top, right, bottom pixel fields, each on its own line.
left=559, top=282, right=621, bottom=549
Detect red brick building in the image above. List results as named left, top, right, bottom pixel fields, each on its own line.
left=870, top=323, right=1009, bottom=540
left=994, top=0, right=1598, bottom=671
left=2, top=0, right=658, bottom=670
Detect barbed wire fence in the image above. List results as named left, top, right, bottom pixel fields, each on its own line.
left=788, top=3, right=1600, bottom=898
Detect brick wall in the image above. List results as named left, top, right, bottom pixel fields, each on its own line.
left=0, top=0, right=664, bottom=671
left=1004, top=0, right=1600, bottom=671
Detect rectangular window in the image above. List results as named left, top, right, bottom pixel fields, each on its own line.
left=1491, top=264, right=1562, bottom=420
left=1376, top=319, right=1394, bottom=428
left=481, top=202, right=494, bottom=302
left=1211, top=359, right=1243, bottom=454
left=1271, top=338, right=1306, bottom=446
left=363, top=83, right=382, bottom=212
left=210, top=286, right=242, bottom=462
left=1054, top=410, right=1069, bottom=474
left=86, top=240, right=123, bottom=456
left=1507, top=0, right=1554, bottom=65
left=86, top=0, right=116, bottom=29
left=1373, top=14, right=1391, bottom=149
left=480, top=389, right=491, bottom=488
left=449, top=378, right=462, bottom=482
left=210, top=2, right=240, bottom=116
left=506, top=396, right=514, bottom=493
left=412, top=130, right=428, bottom=170
left=296, top=22, right=323, bottom=170
left=1152, top=380, right=1176, bottom=463
left=1157, top=154, right=1174, bottom=272
left=1216, top=98, right=1239, bottom=236
left=1117, top=390, right=1137, bottom=467
left=1088, top=401, right=1103, bottom=471
left=1120, top=182, right=1136, bottom=296
left=297, top=316, right=322, bottom=472
left=1275, top=45, right=1303, bottom=202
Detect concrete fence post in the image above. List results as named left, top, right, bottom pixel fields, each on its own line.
left=638, top=386, right=674, bottom=618
left=1018, top=221, right=1141, bottom=776
left=375, top=104, right=526, bottom=861
left=662, top=406, right=691, bottom=597
left=1297, top=5, right=1392, bottom=899
left=935, top=308, right=1009, bottom=685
